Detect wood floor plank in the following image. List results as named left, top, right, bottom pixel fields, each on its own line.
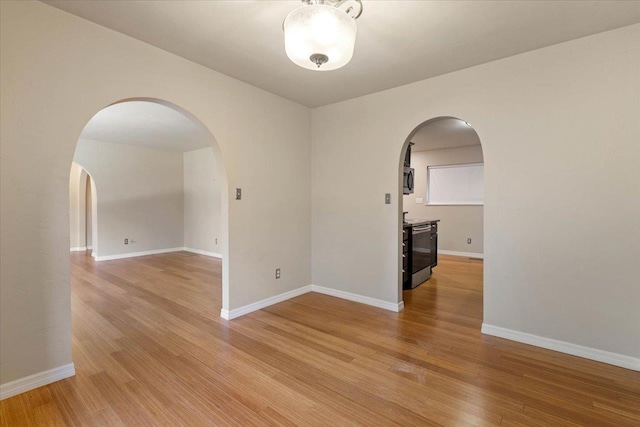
left=1, top=252, right=638, bottom=426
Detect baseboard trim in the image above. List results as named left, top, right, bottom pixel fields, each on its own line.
left=94, top=247, right=183, bottom=261
left=181, top=247, right=222, bottom=258
left=0, top=363, right=75, bottom=400
left=94, top=247, right=222, bottom=262
left=311, top=285, right=405, bottom=312
left=220, top=284, right=405, bottom=320
left=481, top=324, right=640, bottom=371
left=70, top=246, right=87, bottom=252
left=221, top=285, right=312, bottom=320
left=439, top=249, right=484, bottom=259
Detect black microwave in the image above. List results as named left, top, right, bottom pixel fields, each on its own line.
left=403, top=167, right=414, bottom=195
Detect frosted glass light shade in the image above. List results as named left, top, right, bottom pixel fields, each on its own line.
left=284, top=4, right=357, bottom=71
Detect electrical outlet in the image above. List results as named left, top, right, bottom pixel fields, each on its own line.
left=467, top=238, right=472, bottom=244
left=124, top=238, right=129, bottom=245
left=236, top=188, right=242, bottom=200
left=385, top=193, right=391, bottom=204
left=275, top=268, right=281, bottom=279
left=215, top=238, right=218, bottom=245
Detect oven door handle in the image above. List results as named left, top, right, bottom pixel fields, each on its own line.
left=412, top=226, right=431, bottom=235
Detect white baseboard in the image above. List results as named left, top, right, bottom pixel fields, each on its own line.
left=220, top=284, right=405, bottom=320
left=481, top=324, right=640, bottom=372
left=0, top=363, right=75, bottom=400
left=70, top=246, right=87, bottom=252
left=86, top=246, right=93, bottom=250
left=221, top=285, right=312, bottom=320
left=311, top=285, right=404, bottom=312
left=439, top=249, right=484, bottom=259
left=94, top=247, right=183, bottom=261
left=94, top=247, right=221, bottom=262
left=181, top=247, right=222, bottom=258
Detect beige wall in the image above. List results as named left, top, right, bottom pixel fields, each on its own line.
left=183, top=148, right=221, bottom=255
left=75, top=142, right=221, bottom=257
left=404, top=146, right=484, bottom=254
left=312, top=25, right=640, bottom=361
left=1, top=1, right=311, bottom=385
left=74, top=139, right=185, bottom=258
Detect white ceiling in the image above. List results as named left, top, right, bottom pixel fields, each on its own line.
left=410, top=118, right=480, bottom=152
left=44, top=1, right=640, bottom=108
left=80, top=101, right=209, bottom=152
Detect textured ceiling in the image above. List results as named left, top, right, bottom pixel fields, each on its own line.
left=44, top=1, right=640, bottom=107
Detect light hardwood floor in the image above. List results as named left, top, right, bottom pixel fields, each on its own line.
left=1, top=252, right=639, bottom=426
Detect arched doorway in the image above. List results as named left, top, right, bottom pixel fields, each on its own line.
left=69, top=97, right=229, bottom=313
left=69, top=162, right=98, bottom=256
left=398, top=117, right=485, bottom=321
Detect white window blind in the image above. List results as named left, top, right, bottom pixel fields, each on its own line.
left=427, top=163, right=483, bottom=205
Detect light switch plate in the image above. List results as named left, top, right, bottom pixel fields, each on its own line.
left=385, top=193, right=391, bottom=204
left=416, top=198, right=423, bottom=204
left=236, top=188, right=241, bottom=200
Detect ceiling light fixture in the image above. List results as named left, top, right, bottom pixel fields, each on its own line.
left=283, top=0, right=363, bottom=71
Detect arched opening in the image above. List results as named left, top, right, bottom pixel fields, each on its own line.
left=86, top=170, right=97, bottom=256
left=398, top=116, right=484, bottom=323
left=68, top=97, right=229, bottom=315
left=69, top=162, right=98, bottom=256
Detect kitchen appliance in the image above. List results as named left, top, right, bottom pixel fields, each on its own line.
left=403, top=142, right=415, bottom=195
left=402, top=224, right=411, bottom=289
left=403, top=167, right=414, bottom=195
left=410, top=221, right=438, bottom=288
left=411, top=223, right=432, bottom=287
